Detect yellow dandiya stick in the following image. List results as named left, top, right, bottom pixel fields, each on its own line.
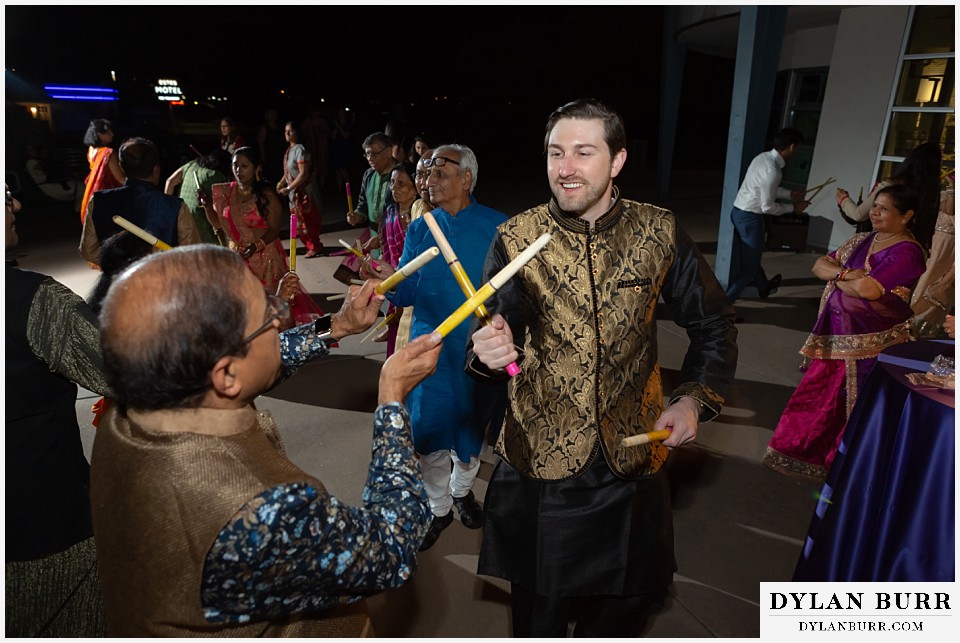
left=338, top=238, right=380, bottom=271
left=434, top=233, right=551, bottom=338
left=112, top=216, right=172, bottom=251
left=374, top=246, right=440, bottom=295
left=621, top=429, right=673, bottom=447
left=345, top=182, right=354, bottom=214
left=289, top=212, right=297, bottom=271
left=339, top=238, right=364, bottom=258
left=360, top=311, right=398, bottom=343
left=423, top=212, right=521, bottom=377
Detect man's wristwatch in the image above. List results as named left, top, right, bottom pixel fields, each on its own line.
left=313, top=314, right=337, bottom=349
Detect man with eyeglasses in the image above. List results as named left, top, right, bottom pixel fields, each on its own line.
left=411, top=148, right=435, bottom=220
left=335, top=132, right=397, bottom=284
left=468, top=99, right=737, bottom=636
left=383, top=144, right=508, bottom=551
left=90, top=245, right=443, bottom=636
left=347, top=132, right=397, bottom=241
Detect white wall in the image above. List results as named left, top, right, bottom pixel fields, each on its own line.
left=779, top=25, right=837, bottom=70
left=805, top=5, right=912, bottom=251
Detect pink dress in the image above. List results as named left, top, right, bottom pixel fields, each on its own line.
left=212, top=182, right=323, bottom=324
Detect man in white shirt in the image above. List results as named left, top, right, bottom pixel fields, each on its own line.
left=726, top=128, right=809, bottom=303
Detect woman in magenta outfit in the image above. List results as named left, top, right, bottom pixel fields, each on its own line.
left=763, top=185, right=928, bottom=481
left=363, top=162, right=417, bottom=355
left=200, top=147, right=323, bottom=325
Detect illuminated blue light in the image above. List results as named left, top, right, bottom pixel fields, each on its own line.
left=47, top=94, right=118, bottom=102
left=44, top=85, right=118, bottom=94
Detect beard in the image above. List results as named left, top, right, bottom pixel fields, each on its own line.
left=550, top=178, right=610, bottom=216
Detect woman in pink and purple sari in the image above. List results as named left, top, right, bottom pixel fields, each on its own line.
left=763, top=185, right=928, bottom=481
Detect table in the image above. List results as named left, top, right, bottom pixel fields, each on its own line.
left=793, top=340, right=955, bottom=582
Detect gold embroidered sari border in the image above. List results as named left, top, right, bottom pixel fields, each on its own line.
left=799, top=322, right=911, bottom=360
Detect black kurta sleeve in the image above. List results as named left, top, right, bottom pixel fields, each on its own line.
left=659, top=225, right=738, bottom=420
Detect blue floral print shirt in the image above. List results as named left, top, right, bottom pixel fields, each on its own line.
left=201, top=403, right=431, bottom=624
left=277, top=319, right=335, bottom=380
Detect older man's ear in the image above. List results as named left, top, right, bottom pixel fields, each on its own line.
left=208, top=355, right=242, bottom=402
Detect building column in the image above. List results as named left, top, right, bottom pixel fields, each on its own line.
left=715, top=6, right=787, bottom=289
left=657, top=6, right=686, bottom=201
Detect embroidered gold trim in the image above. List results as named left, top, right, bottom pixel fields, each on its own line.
left=800, top=322, right=911, bottom=360
left=762, top=447, right=826, bottom=482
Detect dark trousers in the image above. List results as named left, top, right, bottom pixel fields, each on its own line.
left=725, top=206, right=770, bottom=303
left=510, top=583, right=662, bottom=637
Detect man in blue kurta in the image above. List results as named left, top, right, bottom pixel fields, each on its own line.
left=386, top=144, right=508, bottom=551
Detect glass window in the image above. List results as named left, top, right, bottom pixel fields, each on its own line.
left=893, top=58, right=955, bottom=108
left=878, top=6, right=955, bottom=182
left=883, top=112, right=954, bottom=157
left=906, top=5, right=955, bottom=55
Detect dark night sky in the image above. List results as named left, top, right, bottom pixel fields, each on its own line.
left=6, top=5, right=734, bottom=185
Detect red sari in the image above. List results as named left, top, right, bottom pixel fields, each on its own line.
left=80, top=147, right=123, bottom=224
left=212, top=182, right=323, bottom=324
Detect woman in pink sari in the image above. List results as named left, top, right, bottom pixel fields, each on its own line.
left=200, top=146, right=323, bottom=324
left=763, top=185, right=928, bottom=481
left=80, top=119, right=124, bottom=224
left=361, top=162, right=417, bottom=355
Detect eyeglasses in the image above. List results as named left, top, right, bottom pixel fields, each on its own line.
left=5, top=190, right=20, bottom=212
left=421, top=156, right=460, bottom=168
left=242, top=294, right=290, bottom=344
left=363, top=147, right=389, bottom=159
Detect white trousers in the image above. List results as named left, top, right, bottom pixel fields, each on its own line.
left=420, top=450, right=480, bottom=517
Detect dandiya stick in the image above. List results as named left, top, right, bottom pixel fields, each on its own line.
left=804, top=176, right=836, bottom=200
left=374, top=247, right=440, bottom=295
left=338, top=238, right=380, bottom=271
left=112, top=216, right=172, bottom=250
left=345, top=182, right=354, bottom=214
left=289, top=212, right=298, bottom=271
left=423, top=212, right=520, bottom=377
left=360, top=310, right=398, bottom=343
left=189, top=144, right=204, bottom=159
left=434, top=233, right=551, bottom=338
left=327, top=293, right=348, bottom=301
left=621, top=429, right=672, bottom=447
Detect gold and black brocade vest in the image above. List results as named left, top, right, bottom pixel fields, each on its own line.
left=494, top=196, right=682, bottom=481
left=91, top=405, right=340, bottom=637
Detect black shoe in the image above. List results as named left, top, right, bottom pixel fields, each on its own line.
left=452, top=491, right=485, bottom=529
left=759, top=274, right=782, bottom=298
left=418, top=512, right=454, bottom=552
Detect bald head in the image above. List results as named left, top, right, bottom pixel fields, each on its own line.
left=100, top=245, right=250, bottom=410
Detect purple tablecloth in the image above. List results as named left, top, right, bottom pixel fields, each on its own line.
left=793, top=340, right=955, bottom=581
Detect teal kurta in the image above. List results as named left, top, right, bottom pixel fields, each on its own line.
left=387, top=200, right=507, bottom=457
